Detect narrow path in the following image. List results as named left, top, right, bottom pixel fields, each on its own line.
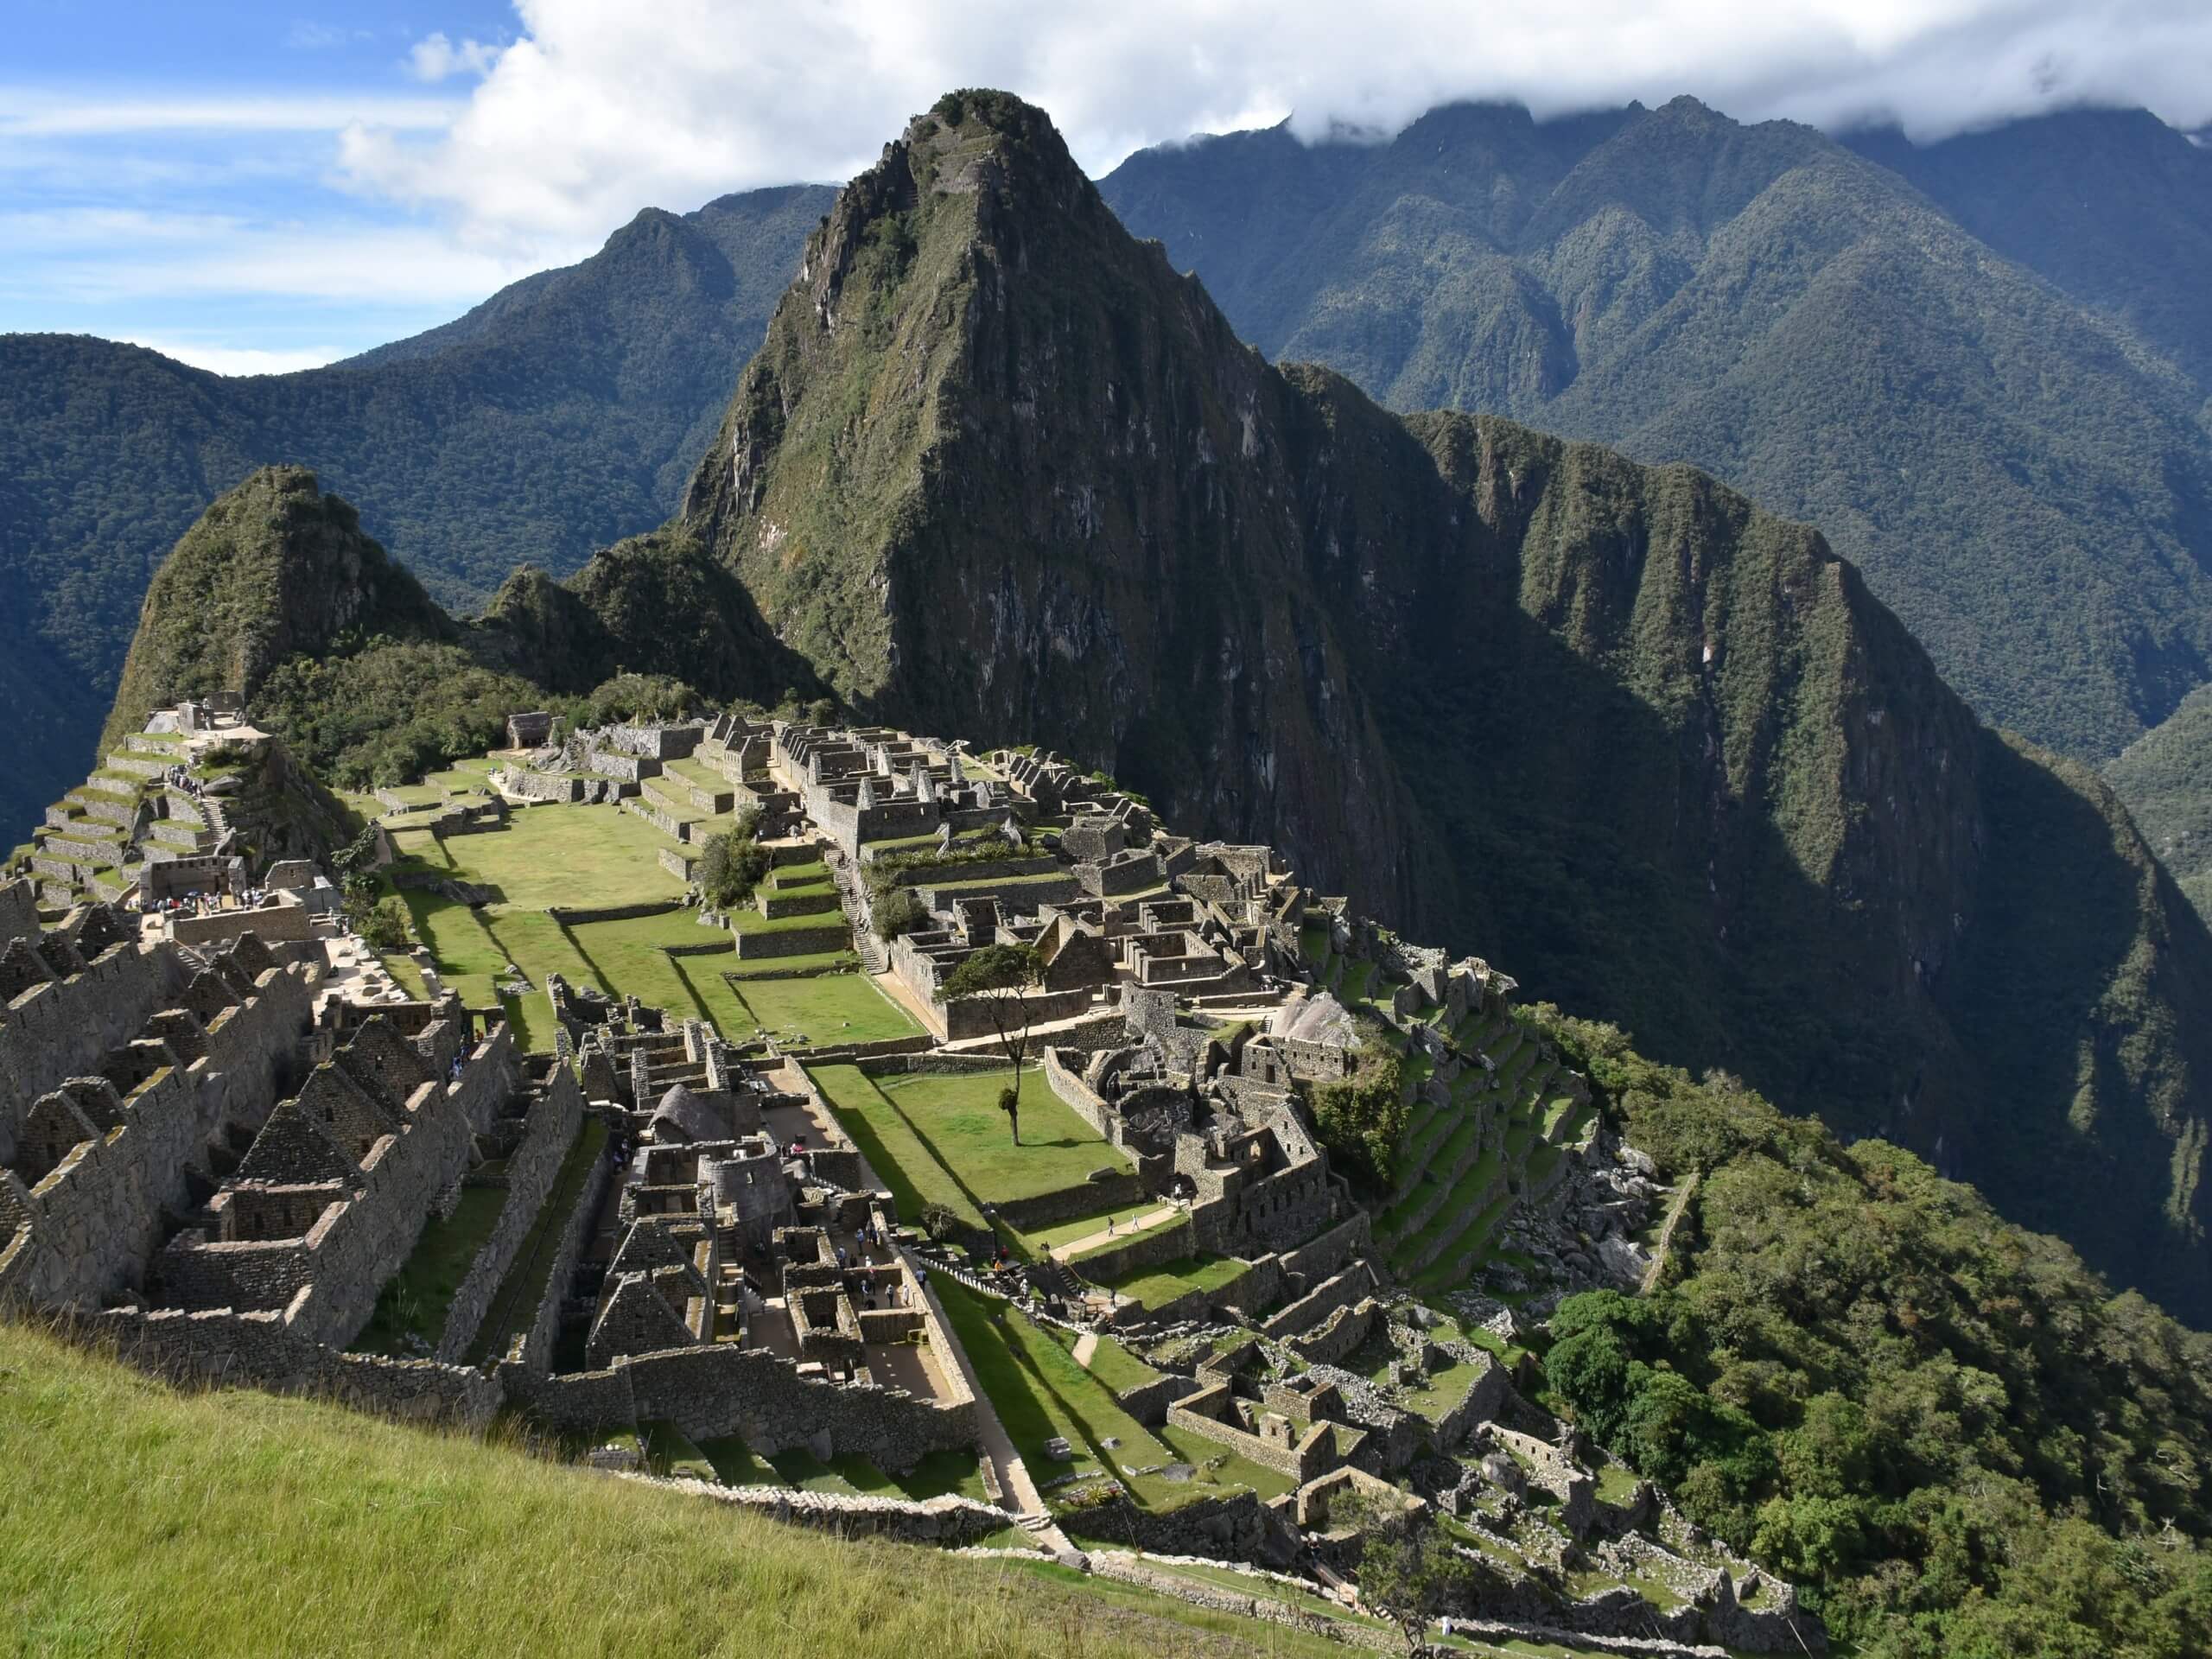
left=1640, top=1170, right=1700, bottom=1294
left=910, top=1254, right=1078, bottom=1558
left=1048, top=1205, right=1183, bottom=1262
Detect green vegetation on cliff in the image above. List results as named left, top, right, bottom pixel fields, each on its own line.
left=1101, top=98, right=2212, bottom=765
left=1528, top=1005, right=2212, bottom=1657
left=2111, top=683, right=2212, bottom=919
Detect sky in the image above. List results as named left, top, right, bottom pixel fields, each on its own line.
left=5, top=0, right=2209, bottom=373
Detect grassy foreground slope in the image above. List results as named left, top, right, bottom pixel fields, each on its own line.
left=0, top=1322, right=1334, bottom=1659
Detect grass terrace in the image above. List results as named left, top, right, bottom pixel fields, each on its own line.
left=464, top=1117, right=607, bottom=1365
left=878, top=1069, right=1127, bottom=1208
left=931, top=1276, right=1292, bottom=1517
left=810, top=1065, right=987, bottom=1230
left=722, top=971, right=922, bottom=1046
left=350, top=1185, right=507, bottom=1356
left=1094, top=1253, right=1250, bottom=1314
left=0, top=1319, right=1340, bottom=1659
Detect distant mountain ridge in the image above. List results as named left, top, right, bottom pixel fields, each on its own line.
left=1100, top=96, right=2212, bottom=766
left=0, top=181, right=834, bottom=853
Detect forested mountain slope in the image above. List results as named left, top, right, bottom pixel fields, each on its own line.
left=0, top=182, right=830, bottom=849
left=1100, top=99, right=2212, bottom=766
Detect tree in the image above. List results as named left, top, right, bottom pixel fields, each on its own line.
left=1343, top=1494, right=1474, bottom=1654
left=696, top=827, right=770, bottom=910
left=939, top=943, right=1046, bottom=1143
left=872, top=886, right=928, bottom=940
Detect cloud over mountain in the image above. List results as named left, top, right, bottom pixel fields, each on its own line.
left=340, top=0, right=2212, bottom=253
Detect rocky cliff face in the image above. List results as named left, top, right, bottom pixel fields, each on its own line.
left=662, top=92, right=2211, bottom=1314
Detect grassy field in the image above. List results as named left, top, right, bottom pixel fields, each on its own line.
left=879, top=1070, right=1126, bottom=1206
left=391, top=804, right=682, bottom=909
left=384, top=798, right=902, bottom=1052
left=0, top=1319, right=1348, bottom=1658
left=810, top=1065, right=987, bottom=1229
left=723, top=971, right=922, bottom=1046
left=1094, top=1254, right=1250, bottom=1314
left=349, top=1185, right=508, bottom=1357
left=930, top=1277, right=1290, bottom=1515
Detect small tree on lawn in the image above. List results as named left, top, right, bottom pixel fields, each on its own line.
left=938, top=942, right=1046, bottom=1144
left=1344, top=1492, right=1475, bottom=1655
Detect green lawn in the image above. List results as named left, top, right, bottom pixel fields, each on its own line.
left=1012, top=1201, right=1170, bottom=1255
left=1, top=1319, right=1332, bottom=1659
left=349, top=1185, right=508, bottom=1356
left=810, top=1065, right=987, bottom=1229
left=1058, top=1331, right=1165, bottom=1397
left=391, top=802, right=682, bottom=909
left=880, top=1069, right=1126, bottom=1207
left=1094, top=1254, right=1251, bottom=1314
left=723, top=971, right=923, bottom=1046
left=931, top=1274, right=1287, bottom=1514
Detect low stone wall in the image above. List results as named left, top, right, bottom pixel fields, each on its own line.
left=90, top=1298, right=502, bottom=1427
left=1262, top=1263, right=1376, bottom=1342
left=511, top=1342, right=979, bottom=1471
left=547, top=899, right=683, bottom=926
left=436, top=1071, right=584, bottom=1362
left=916, top=876, right=1084, bottom=914
left=612, top=1472, right=1008, bottom=1546
left=731, top=923, right=851, bottom=960
left=1281, top=1212, right=1373, bottom=1287
left=664, top=938, right=734, bottom=958
left=1110, top=1370, right=1201, bottom=1425
left=1065, top=1491, right=1300, bottom=1569
left=657, top=847, right=693, bottom=880
left=171, top=903, right=313, bottom=948
left=995, top=1172, right=1148, bottom=1233
left=940, top=984, right=1093, bottom=1042
left=1065, top=1215, right=1194, bottom=1281
left=1285, top=1300, right=1378, bottom=1367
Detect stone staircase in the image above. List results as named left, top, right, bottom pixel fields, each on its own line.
left=826, top=850, right=887, bottom=975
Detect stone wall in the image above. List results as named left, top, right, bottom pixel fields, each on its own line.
left=510, top=1342, right=979, bottom=1470
left=0, top=880, right=38, bottom=944
left=514, top=1146, right=618, bottom=1370
left=1066, top=1491, right=1300, bottom=1569
left=995, top=1170, right=1148, bottom=1233
left=1065, top=1214, right=1194, bottom=1281
left=436, top=1069, right=584, bottom=1361
left=1, top=939, right=175, bottom=1141
left=610, top=1472, right=1008, bottom=1547
left=730, top=923, right=851, bottom=961
left=546, top=899, right=683, bottom=926
left=171, top=903, right=313, bottom=949
left=91, top=1300, right=503, bottom=1427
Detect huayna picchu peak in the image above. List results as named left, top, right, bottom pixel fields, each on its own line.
left=9, top=77, right=2212, bottom=1659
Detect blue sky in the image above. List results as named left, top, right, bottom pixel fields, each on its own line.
left=7, top=0, right=2208, bottom=375
left=2, top=1, right=532, bottom=369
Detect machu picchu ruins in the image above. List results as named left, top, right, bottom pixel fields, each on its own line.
left=2, top=697, right=1824, bottom=1656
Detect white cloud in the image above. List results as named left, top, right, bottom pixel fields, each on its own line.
left=0, top=88, right=459, bottom=138
left=409, top=33, right=501, bottom=83
left=334, top=0, right=2212, bottom=256
left=118, top=336, right=346, bottom=375
left=0, top=207, right=558, bottom=306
